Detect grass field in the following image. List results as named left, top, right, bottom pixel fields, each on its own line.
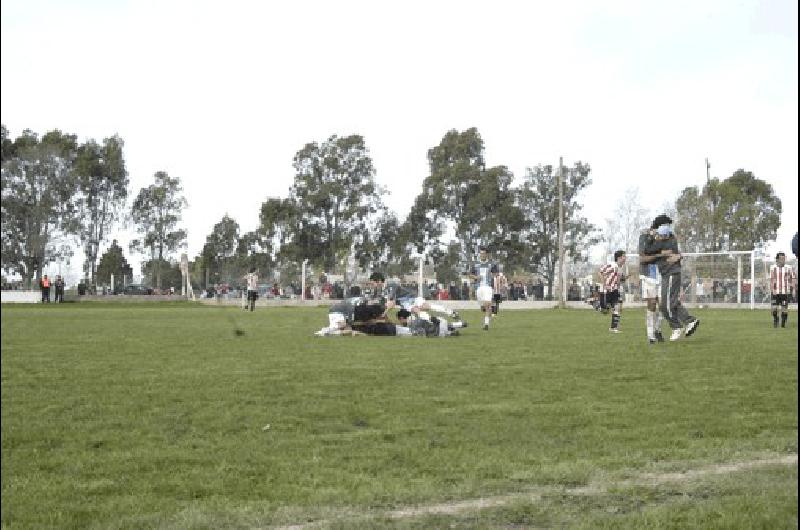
left=1, top=302, right=797, bottom=529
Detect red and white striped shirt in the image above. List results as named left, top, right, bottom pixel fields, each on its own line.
left=599, top=262, right=623, bottom=292
left=770, top=264, right=796, bottom=295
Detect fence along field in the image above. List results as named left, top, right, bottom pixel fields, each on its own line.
left=1, top=303, right=796, bottom=528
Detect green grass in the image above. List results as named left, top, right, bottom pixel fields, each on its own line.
left=2, top=303, right=797, bottom=529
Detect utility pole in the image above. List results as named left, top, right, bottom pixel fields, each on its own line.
left=558, top=157, right=566, bottom=308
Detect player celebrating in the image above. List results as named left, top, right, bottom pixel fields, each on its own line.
left=599, top=250, right=627, bottom=333
left=468, top=246, right=500, bottom=331
left=643, top=214, right=699, bottom=341
left=770, top=252, right=796, bottom=328
left=638, top=229, right=664, bottom=343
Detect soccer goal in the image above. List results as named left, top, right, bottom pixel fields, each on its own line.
left=620, top=251, right=796, bottom=309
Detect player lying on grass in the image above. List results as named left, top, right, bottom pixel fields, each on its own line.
left=314, top=297, right=463, bottom=337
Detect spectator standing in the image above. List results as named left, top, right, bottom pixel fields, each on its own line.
left=449, top=281, right=459, bottom=300
left=40, top=275, right=51, bottom=303
left=568, top=278, right=582, bottom=301
left=54, top=275, right=65, bottom=303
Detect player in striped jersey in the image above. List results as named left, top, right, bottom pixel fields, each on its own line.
left=770, top=252, right=796, bottom=328
left=598, top=250, right=627, bottom=333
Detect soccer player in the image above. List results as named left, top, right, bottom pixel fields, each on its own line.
left=468, top=246, right=500, bottom=331
left=769, top=252, right=796, bottom=328
left=599, top=250, right=627, bottom=333
left=638, top=229, right=664, bottom=343
left=242, top=268, right=259, bottom=312
left=644, top=214, right=699, bottom=341
left=492, top=271, right=508, bottom=316
left=396, top=308, right=464, bottom=337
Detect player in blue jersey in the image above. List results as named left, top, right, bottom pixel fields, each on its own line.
left=638, top=229, right=664, bottom=344
left=468, top=246, right=500, bottom=331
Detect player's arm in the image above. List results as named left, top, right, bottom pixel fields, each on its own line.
left=597, top=264, right=610, bottom=281
left=770, top=267, right=776, bottom=295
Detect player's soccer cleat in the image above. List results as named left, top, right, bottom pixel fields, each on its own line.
left=609, top=328, right=621, bottom=333
left=669, top=329, right=682, bottom=341
left=655, top=331, right=665, bottom=342
left=648, top=338, right=656, bottom=345
left=450, top=311, right=460, bottom=320
left=684, top=319, right=700, bottom=337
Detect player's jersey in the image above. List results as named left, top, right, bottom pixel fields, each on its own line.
left=637, top=232, right=659, bottom=281
left=640, top=264, right=659, bottom=281
left=494, top=272, right=509, bottom=295
left=244, top=273, right=258, bottom=291
left=770, top=264, right=796, bottom=295
left=599, top=262, right=623, bottom=292
left=471, top=260, right=499, bottom=288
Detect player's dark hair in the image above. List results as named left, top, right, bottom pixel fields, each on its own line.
left=614, top=250, right=626, bottom=261
left=650, top=214, right=673, bottom=229
left=369, top=272, right=385, bottom=282
left=479, top=246, right=488, bottom=252
left=776, top=252, right=786, bottom=260
left=397, top=308, right=411, bottom=319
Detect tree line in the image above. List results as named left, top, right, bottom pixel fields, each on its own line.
left=1, top=124, right=782, bottom=296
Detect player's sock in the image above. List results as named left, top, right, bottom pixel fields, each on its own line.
left=484, top=315, right=490, bottom=327
left=646, top=310, right=655, bottom=339
left=781, top=312, right=788, bottom=327
left=772, top=309, right=779, bottom=327
left=427, top=303, right=452, bottom=317
left=611, top=312, right=620, bottom=330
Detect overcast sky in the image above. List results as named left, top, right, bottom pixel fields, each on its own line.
left=2, top=0, right=797, bottom=283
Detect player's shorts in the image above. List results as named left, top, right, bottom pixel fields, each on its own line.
left=599, top=289, right=621, bottom=310
left=328, top=312, right=347, bottom=329
left=247, top=289, right=258, bottom=302
left=772, top=294, right=790, bottom=306
left=476, top=285, right=494, bottom=303
left=639, top=276, right=660, bottom=300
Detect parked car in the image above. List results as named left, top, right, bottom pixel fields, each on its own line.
left=123, top=284, right=153, bottom=295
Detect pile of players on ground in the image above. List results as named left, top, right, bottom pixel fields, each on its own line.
left=314, top=272, right=467, bottom=338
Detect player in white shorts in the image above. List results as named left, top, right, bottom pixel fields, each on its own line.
left=468, top=246, right=500, bottom=331
left=639, top=229, right=664, bottom=343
